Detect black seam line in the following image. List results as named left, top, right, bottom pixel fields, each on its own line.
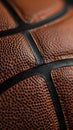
left=0, top=1, right=68, bottom=37
left=1, top=58, right=73, bottom=129
left=0, top=58, right=73, bottom=94
left=65, top=0, right=73, bottom=5
left=1, top=0, right=24, bottom=25
left=0, top=0, right=67, bottom=65
left=45, top=75, right=66, bottom=130
left=24, top=31, right=44, bottom=65
left=1, top=0, right=44, bottom=65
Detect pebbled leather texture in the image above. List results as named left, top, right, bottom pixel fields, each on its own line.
left=0, top=0, right=73, bottom=129
left=0, top=75, right=59, bottom=130
left=0, top=2, right=16, bottom=31
left=30, top=8, right=73, bottom=63
left=51, top=66, right=73, bottom=129
left=0, top=33, right=36, bottom=84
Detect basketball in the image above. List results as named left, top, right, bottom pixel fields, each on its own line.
left=0, top=0, right=73, bottom=129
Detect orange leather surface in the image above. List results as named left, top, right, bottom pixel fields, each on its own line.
left=0, top=2, right=16, bottom=31
left=51, top=66, right=73, bottom=129
left=7, top=0, right=64, bottom=23
left=0, top=0, right=73, bottom=129
left=0, top=75, right=59, bottom=129
left=0, top=33, right=36, bottom=84
left=30, top=8, right=73, bottom=63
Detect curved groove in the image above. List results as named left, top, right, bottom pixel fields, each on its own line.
left=65, top=0, right=73, bottom=5
left=27, top=4, right=68, bottom=29
left=0, top=1, right=72, bottom=129
left=45, top=75, right=66, bottom=130
left=1, top=0, right=24, bottom=25
left=0, top=58, right=73, bottom=94
left=1, top=58, right=73, bottom=129
left=0, top=1, right=68, bottom=37
left=24, top=31, right=44, bottom=64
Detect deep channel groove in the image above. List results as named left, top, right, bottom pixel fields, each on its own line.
left=1, top=59, right=73, bottom=94
left=0, top=0, right=68, bottom=37
left=0, top=0, right=72, bottom=129
left=24, top=31, right=44, bottom=64
left=1, top=58, right=73, bottom=129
